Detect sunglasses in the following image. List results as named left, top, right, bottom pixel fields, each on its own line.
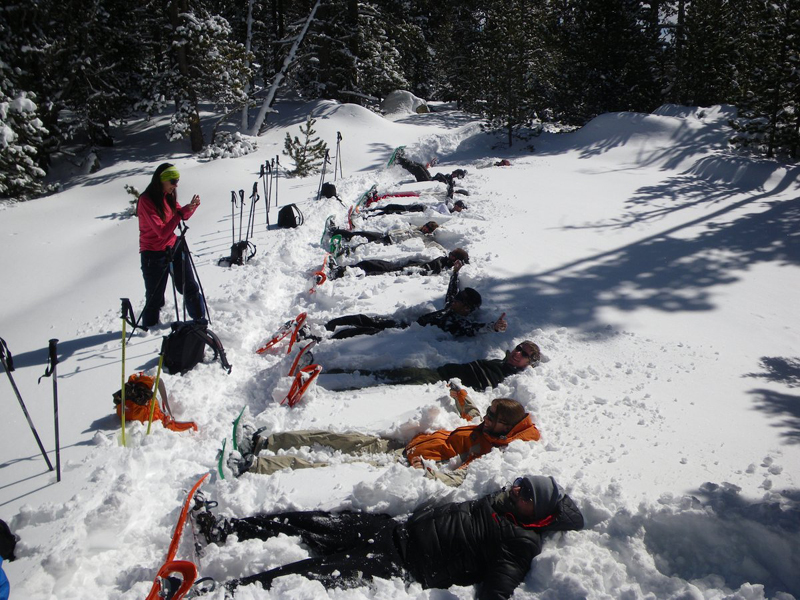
left=514, top=345, right=534, bottom=360
left=513, top=477, right=534, bottom=502
left=170, top=179, right=179, bottom=185
left=484, top=407, right=511, bottom=425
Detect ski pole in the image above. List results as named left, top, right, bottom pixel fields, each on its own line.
left=335, top=131, right=343, bottom=180
left=120, top=299, right=128, bottom=447
left=0, top=337, right=54, bottom=471
left=274, top=156, right=280, bottom=207
left=247, top=181, right=259, bottom=240
left=317, top=149, right=329, bottom=200
left=38, top=339, right=61, bottom=481
left=146, top=347, right=166, bottom=435
left=230, top=190, right=237, bottom=247
left=260, top=164, right=270, bottom=228
left=237, top=189, right=245, bottom=242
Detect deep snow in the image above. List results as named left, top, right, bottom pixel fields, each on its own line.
left=0, top=99, right=798, bottom=599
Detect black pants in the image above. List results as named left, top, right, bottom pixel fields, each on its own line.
left=331, top=228, right=390, bottom=244
left=369, top=203, right=426, bottom=216
left=229, top=511, right=406, bottom=591
left=325, top=314, right=408, bottom=339
left=140, top=244, right=204, bottom=328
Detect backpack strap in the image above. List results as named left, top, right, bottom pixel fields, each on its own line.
left=199, top=328, right=232, bottom=374
left=292, top=205, right=304, bottom=226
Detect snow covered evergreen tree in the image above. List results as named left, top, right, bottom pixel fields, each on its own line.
left=730, top=0, right=800, bottom=158
left=139, top=1, right=253, bottom=152
left=283, top=115, right=327, bottom=176
left=0, top=4, right=52, bottom=199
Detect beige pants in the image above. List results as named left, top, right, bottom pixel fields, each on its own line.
left=248, top=429, right=468, bottom=487
left=250, top=430, right=404, bottom=475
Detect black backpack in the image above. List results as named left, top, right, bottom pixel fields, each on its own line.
left=320, top=182, right=337, bottom=199
left=0, top=519, right=17, bottom=561
left=219, top=240, right=256, bottom=267
left=277, top=204, right=304, bottom=228
left=162, top=320, right=232, bottom=375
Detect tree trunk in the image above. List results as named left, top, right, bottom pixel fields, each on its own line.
left=168, top=0, right=204, bottom=152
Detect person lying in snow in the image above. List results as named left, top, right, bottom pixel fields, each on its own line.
left=227, top=395, right=540, bottom=486
left=329, top=220, right=442, bottom=253
left=324, top=265, right=507, bottom=339
left=328, top=247, right=469, bottom=280
left=326, top=340, right=540, bottom=392
left=394, top=149, right=468, bottom=185
left=364, top=198, right=467, bottom=217
left=192, top=474, right=584, bottom=599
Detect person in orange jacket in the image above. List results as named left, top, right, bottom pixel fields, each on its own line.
left=227, top=394, right=539, bottom=486
left=405, top=397, right=540, bottom=475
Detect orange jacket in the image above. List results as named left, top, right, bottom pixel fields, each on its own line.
left=404, top=414, right=540, bottom=468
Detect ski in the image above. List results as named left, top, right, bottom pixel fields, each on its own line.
left=308, top=254, right=330, bottom=295
left=387, top=146, right=405, bottom=167
left=281, top=364, right=323, bottom=408
left=231, top=406, right=246, bottom=451
left=288, top=341, right=317, bottom=377
left=256, top=312, right=307, bottom=354
left=217, top=438, right=226, bottom=480
left=145, top=473, right=210, bottom=600
left=320, top=215, right=336, bottom=248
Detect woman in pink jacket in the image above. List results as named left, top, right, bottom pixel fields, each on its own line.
left=137, top=163, right=204, bottom=329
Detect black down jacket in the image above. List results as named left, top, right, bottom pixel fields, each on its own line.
left=397, top=493, right=584, bottom=600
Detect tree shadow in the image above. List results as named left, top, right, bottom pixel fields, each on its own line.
left=532, top=110, right=738, bottom=172
left=746, top=357, right=800, bottom=388
left=604, top=481, right=800, bottom=597
left=749, top=388, right=800, bottom=445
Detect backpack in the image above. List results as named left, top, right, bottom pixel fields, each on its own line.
left=320, top=182, right=338, bottom=199
left=162, top=320, right=232, bottom=375
left=112, top=372, right=197, bottom=432
left=219, top=240, right=256, bottom=267
left=0, top=520, right=16, bottom=561
left=277, top=204, right=304, bottom=228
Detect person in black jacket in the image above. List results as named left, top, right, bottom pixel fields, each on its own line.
left=325, top=340, right=540, bottom=391
left=324, top=264, right=507, bottom=339
left=329, top=247, right=469, bottom=280
left=194, top=475, right=584, bottom=599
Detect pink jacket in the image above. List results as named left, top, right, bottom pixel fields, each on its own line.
left=138, top=193, right=198, bottom=252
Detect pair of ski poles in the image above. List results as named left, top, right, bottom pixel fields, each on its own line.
left=260, top=156, right=281, bottom=227
left=119, top=299, right=166, bottom=447
left=0, top=336, right=61, bottom=482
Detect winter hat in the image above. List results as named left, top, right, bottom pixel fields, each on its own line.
left=516, top=475, right=563, bottom=522
left=159, top=166, right=180, bottom=182
left=456, top=287, right=482, bottom=310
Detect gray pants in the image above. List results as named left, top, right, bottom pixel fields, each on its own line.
left=250, top=430, right=405, bottom=475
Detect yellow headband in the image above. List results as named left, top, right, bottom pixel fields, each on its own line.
left=159, top=166, right=180, bottom=182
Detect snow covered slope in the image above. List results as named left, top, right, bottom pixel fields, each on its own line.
left=0, top=100, right=798, bottom=599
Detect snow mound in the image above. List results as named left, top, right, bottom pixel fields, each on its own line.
left=652, top=103, right=737, bottom=122
left=381, top=90, right=429, bottom=116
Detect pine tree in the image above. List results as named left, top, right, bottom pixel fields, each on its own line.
left=283, top=115, right=328, bottom=176
left=0, top=4, right=52, bottom=199
left=139, top=1, right=253, bottom=152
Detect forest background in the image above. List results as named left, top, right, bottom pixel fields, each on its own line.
left=1, top=0, right=798, bottom=201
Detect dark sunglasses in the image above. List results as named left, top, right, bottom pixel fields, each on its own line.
left=484, top=407, right=511, bottom=425
left=514, top=345, right=534, bottom=360
left=513, top=477, right=534, bottom=501
left=170, top=179, right=179, bottom=185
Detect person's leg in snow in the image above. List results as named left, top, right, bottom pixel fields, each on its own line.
left=222, top=511, right=405, bottom=592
